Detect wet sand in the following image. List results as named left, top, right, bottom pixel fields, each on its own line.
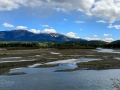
left=0, top=48, right=120, bottom=74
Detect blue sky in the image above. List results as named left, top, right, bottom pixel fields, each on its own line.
left=0, top=0, right=120, bottom=42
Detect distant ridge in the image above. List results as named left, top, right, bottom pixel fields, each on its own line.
left=0, top=30, right=78, bottom=42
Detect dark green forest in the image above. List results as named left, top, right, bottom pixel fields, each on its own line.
left=0, top=40, right=120, bottom=50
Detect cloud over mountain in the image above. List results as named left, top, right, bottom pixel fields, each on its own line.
left=66, top=32, right=80, bottom=39
left=42, top=28, right=57, bottom=34
left=16, top=26, right=27, bottom=30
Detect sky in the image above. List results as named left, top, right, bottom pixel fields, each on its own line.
left=0, top=0, right=120, bottom=42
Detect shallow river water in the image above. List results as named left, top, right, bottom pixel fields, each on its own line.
left=0, top=48, right=120, bottom=90
left=0, top=68, right=120, bottom=90
left=0, top=57, right=120, bottom=90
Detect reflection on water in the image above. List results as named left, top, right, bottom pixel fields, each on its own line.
left=50, top=52, right=60, bottom=54
left=94, top=48, right=120, bottom=53
left=46, top=58, right=102, bottom=65
left=45, top=58, right=102, bottom=70
left=10, top=68, right=27, bottom=71
left=28, top=63, right=42, bottom=68
left=114, top=58, right=120, bottom=60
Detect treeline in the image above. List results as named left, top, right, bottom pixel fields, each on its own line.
left=53, top=43, right=104, bottom=49
left=0, top=42, right=40, bottom=50
left=53, top=43, right=120, bottom=49
left=0, top=42, right=55, bottom=50
left=104, top=44, right=120, bottom=48
left=0, top=42, right=38, bottom=47
left=53, top=40, right=120, bottom=49
left=0, top=41, right=120, bottom=50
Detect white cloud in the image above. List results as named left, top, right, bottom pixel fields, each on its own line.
left=104, top=34, right=109, bottom=36
left=42, top=25, right=49, bottom=27
left=0, top=0, right=19, bottom=11
left=103, top=38, right=114, bottom=42
left=85, top=37, right=100, bottom=41
left=1, top=0, right=120, bottom=23
left=0, top=0, right=94, bottom=15
left=76, top=0, right=95, bottom=15
left=96, top=20, right=107, bottom=23
left=2, top=23, right=14, bottom=28
left=52, top=0, right=94, bottom=14
left=75, top=21, right=85, bottom=24
left=93, top=35, right=97, bottom=37
left=91, top=0, right=120, bottom=23
left=42, top=28, right=56, bottom=33
left=14, top=0, right=44, bottom=7
left=64, top=19, right=67, bottom=21
left=107, top=24, right=120, bottom=29
left=24, top=0, right=120, bottom=23
left=29, top=29, right=40, bottom=34
left=16, top=26, right=27, bottom=30
left=104, top=34, right=112, bottom=36
left=66, top=32, right=80, bottom=38
left=54, top=7, right=66, bottom=12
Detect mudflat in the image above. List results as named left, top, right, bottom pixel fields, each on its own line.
left=0, top=48, right=120, bottom=74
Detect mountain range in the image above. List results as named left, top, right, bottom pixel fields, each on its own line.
left=0, top=30, right=120, bottom=45
left=0, top=30, right=77, bottom=42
